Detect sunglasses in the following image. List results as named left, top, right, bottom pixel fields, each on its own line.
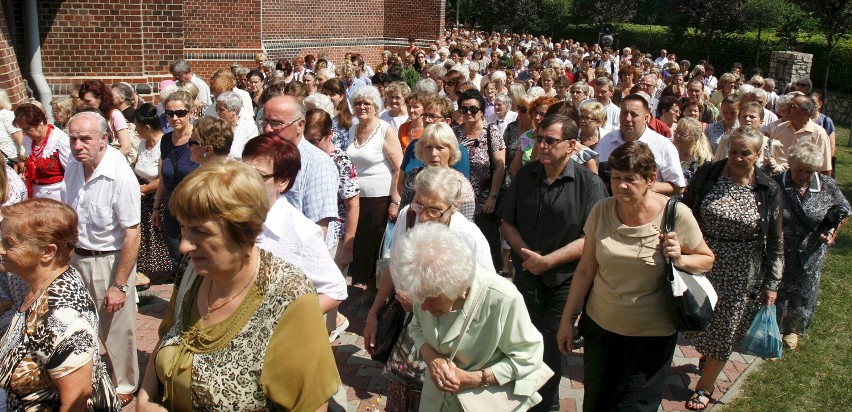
left=165, top=109, right=190, bottom=118
left=535, top=135, right=566, bottom=146
left=459, top=106, right=481, bottom=115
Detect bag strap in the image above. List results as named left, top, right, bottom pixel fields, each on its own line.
left=663, top=197, right=679, bottom=266
left=447, top=276, right=494, bottom=363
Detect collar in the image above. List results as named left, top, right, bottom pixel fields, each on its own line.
left=531, top=157, right=575, bottom=182
left=85, top=146, right=120, bottom=182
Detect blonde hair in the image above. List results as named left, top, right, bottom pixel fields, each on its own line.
left=415, top=123, right=462, bottom=166
left=579, top=100, right=607, bottom=123
left=169, top=159, right=269, bottom=247
left=675, top=117, right=713, bottom=164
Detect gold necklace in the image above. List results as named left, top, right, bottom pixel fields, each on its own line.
left=203, top=262, right=259, bottom=320
left=20, top=267, right=64, bottom=311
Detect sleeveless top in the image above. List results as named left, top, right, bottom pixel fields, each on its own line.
left=347, top=120, right=393, bottom=197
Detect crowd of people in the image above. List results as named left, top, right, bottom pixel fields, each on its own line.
left=0, top=26, right=846, bottom=411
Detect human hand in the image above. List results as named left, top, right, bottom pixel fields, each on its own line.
left=556, top=318, right=575, bottom=354
left=482, top=197, right=497, bottom=214
left=820, top=229, right=838, bottom=246
left=520, top=248, right=551, bottom=275
left=363, top=312, right=379, bottom=355
left=104, top=287, right=127, bottom=314
left=151, top=209, right=162, bottom=229
left=659, top=232, right=682, bottom=265
left=388, top=203, right=399, bottom=222
left=428, top=356, right=461, bottom=392
left=335, top=245, right=354, bottom=271
left=759, top=289, right=777, bottom=306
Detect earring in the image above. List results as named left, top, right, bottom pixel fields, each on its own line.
left=202, top=152, right=208, bottom=158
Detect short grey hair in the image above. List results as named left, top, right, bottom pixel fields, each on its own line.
left=68, top=111, right=109, bottom=137
left=415, top=123, right=462, bottom=167
left=390, top=222, right=476, bottom=303
left=303, top=92, right=335, bottom=118
left=527, top=86, right=546, bottom=98
left=729, top=125, right=764, bottom=154
left=786, top=141, right=823, bottom=170
left=414, top=78, right=439, bottom=96
left=216, top=91, right=243, bottom=112
left=468, top=60, right=480, bottom=73
left=170, top=58, right=191, bottom=75
left=494, top=93, right=513, bottom=107
left=235, top=67, right=250, bottom=77
left=748, top=87, right=767, bottom=101
left=490, top=70, right=507, bottom=84
left=428, top=65, right=447, bottom=79
left=262, top=60, right=277, bottom=71
left=351, top=85, right=383, bottom=112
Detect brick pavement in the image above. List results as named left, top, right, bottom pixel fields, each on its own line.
left=128, top=282, right=763, bottom=411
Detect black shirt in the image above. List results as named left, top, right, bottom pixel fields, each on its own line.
left=501, top=159, right=608, bottom=287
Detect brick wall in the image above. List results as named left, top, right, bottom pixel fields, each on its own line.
left=0, top=5, right=26, bottom=104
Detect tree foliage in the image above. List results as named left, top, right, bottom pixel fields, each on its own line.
left=570, top=0, right=639, bottom=25
left=794, top=0, right=852, bottom=92
left=667, top=0, right=745, bottom=58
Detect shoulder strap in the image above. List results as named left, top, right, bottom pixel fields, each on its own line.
left=664, top=196, right=678, bottom=234
left=447, top=276, right=494, bottom=362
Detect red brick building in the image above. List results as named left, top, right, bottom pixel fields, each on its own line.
left=1, top=0, right=445, bottom=105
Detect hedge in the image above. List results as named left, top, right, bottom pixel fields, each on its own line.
left=553, top=24, right=852, bottom=94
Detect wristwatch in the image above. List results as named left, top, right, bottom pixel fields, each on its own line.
left=112, top=283, right=129, bottom=293
left=480, top=370, right=489, bottom=387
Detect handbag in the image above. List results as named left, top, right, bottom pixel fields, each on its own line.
left=740, top=305, right=783, bottom=359
left=448, top=277, right=554, bottom=411
left=370, top=293, right=408, bottom=363
left=663, top=197, right=719, bottom=332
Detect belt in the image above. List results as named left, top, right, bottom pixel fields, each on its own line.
left=74, top=247, right=117, bottom=257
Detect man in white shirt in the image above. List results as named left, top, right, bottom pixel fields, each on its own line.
left=171, top=58, right=212, bottom=106
left=654, top=49, right=669, bottom=69
left=597, top=95, right=686, bottom=195
left=63, top=112, right=141, bottom=405
left=592, top=77, right=621, bottom=129
left=485, top=94, right=517, bottom=139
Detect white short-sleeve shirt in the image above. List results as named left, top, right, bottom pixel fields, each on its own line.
left=597, top=127, right=686, bottom=188
left=63, top=146, right=141, bottom=250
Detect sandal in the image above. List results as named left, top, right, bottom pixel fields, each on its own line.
left=685, top=389, right=712, bottom=411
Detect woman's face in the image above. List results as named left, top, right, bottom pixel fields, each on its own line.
left=421, top=140, right=451, bottom=167
left=81, top=92, right=101, bottom=110
left=244, top=156, right=288, bottom=204
left=610, top=169, right=654, bottom=204
left=237, top=74, right=248, bottom=89
left=720, top=103, right=738, bottom=124
left=541, top=77, right=554, bottom=90
left=673, top=130, right=695, bottom=157
left=484, top=84, right=497, bottom=101
left=494, top=99, right=507, bottom=118
left=353, top=99, right=377, bottom=120
left=411, top=189, right=454, bottom=225
left=386, top=93, right=404, bottom=114
left=215, top=103, right=239, bottom=124
left=505, top=71, right=515, bottom=85
left=178, top=217, right=250, bottom=277
left=52, top=106, right=69, bottom=125
left=303, top=74, right=317, bottom=93
left=247, top=75, right=264, bottom=94
left=578, top=112, right=600, bottom=134
left=738, top=108, right=762, bottom=128
left=165, top=100, right=190, bottom=131
left=187, top=132, right=206, bottom=164
left=663, top=105, right=681, bottom=124
left=0, top=226, right=39, bottom=275
left=789, top=161, right=816, bottom=189
left=570, top=88, right=587, bottom=106
left=727, top=137, right=758, bottom=175
left=70, top=91, right=85, bottom=110
left=420, top=293, right=459, bottom=317
left=459, top=98, right=483, bottom=125
left=683, top=104, right=701, bottom=120
left=530, top=104, right=549, bottom=128
left=406, top=100, right=424, bottom=120
left=111, top=88, right=123, bottom=107
left=324, top=91, right=344, bottom=107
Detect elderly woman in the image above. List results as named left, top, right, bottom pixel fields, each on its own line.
left=215, top=91, right=259, bottom=159
left=50, top=96, right=76, bottom=130
left=188, top=116, right=233, bottom=164
left=577, top=100, right=609, bottom=150
left=714, top=102, right=785, bottom=174
left=322, top=79, right=355, bottom=149
left=569, top=81, right=591, bottom=110
left=705, top=95, right=739, bottom=153
left=137, top=160, right=340, bottom=410
left=347, top=85, right=403, bottom=299
left=673, top=117, right=714, bottom=185
left=13, top=103, right=71, bottom=201
left=453, top=89, right=506, bottom=272
left=246, top=69, right=266, bottom=115
left=134, top=103, right=172, bottom=288
left=399, top=123, right=476, bottom=221
left=486, top=94, right=517, bottom=141
left=392, top=222, right=546, bottom=411
left=379, top=82, right=411, bottom=132
left=111, top=82, right=137, bottom=123
left=152, top=91, right=200, bottom=272
left=364, top=167, right=494, bottom=411
left=79, top=80, right=132, bottom=158
left=709, top=72, right=738, bottom=111
left=303, top=71, right=319, bottom=94
left=681, top=126, right=783, bottom=411
left=774, top=141, right=849, bottom=350
left=0, top=90, right=23, bottom=166
left=556, top=141, right=715, bottom=411
left=0, top=198, right=120, bottom=410
left=503, top=93, right=534, bottom=176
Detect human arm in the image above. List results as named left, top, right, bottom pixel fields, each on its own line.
left=135, top=355, right=166, bottom=411
left=104, top=224, right=139, bottom=313
left=111, top=112, right=132, bottom=156
left=55, top=361, right=94, bottom=411
left=585, top=157, right=599, bottom=174
left=141, top=171, right=161, bottom=195
left=509, top=147, right=523, bottom=178
left=520, top=238, right=584, bottom=276
left=317, top=217, right=332, bottom=240
left=10, top=130, right=23, bottom=160
left=363, top=264, right=398, bottom=355
left=151, top=162, right=166, bottom=229
left=652, top=181, right=684, bottom=196
left=759, top=183, right=784, bottom=305
left=383, top=126, right=404, bottom=221
left=335, top=195, right=359, bottom=270
left=556, top=233, right=599, bottom=353
left=483, top=147, right=505, bottom=214
left=501, top=220, right=532, bottom=263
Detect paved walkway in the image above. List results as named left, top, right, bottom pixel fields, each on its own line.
left=128, top=282, right=763, bottom=411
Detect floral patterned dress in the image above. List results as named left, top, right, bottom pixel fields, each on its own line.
left=452, top=123, right=505, bottom=215
left=327, top=147, right=360, bottom=248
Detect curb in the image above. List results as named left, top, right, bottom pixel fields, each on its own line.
left=709, top=356, right=765, bottom=410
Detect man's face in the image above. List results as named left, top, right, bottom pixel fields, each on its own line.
left=68, top=116, right=107, bottom=165
left=620, top=99, right=649, bottom=141
left=687, top=83, right=704, bottom=100
left=640, top=76, right=657, bottom=94
left=596, top=84, right=613, bottom=102
left=536, top=121, right=575, bottom=168
left=660, top=50, right=667, bottom=58
left=752, top=95, right=767, bottom=108
left=173, top=71, right=192, bottom=83
left=262, top=97, right=305, bottom=144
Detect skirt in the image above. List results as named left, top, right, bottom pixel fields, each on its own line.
left=137, top=192, right=173, bottom=274
left=349, top=196, right=390, bottom=285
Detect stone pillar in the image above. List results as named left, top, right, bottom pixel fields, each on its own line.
left=768, top=51, right=813, bottom=92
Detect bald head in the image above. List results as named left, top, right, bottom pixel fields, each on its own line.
left=261, top=95, right=307, bottom=144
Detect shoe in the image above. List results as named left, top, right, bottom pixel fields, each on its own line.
left=329, top=315, right=350, bottom=343
left=117, top=392, right=134, bottom=407
left=783, top=333, right=799, bottom=350
left=685, top=389, right=712, bottom=411
left=136, top=272, right=151, bottom=292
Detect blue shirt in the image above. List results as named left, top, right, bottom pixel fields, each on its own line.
left=401, top=139, right=471, bottom=180
left=284, top=138, right=339, bottom=223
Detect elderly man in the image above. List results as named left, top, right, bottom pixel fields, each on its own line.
left=654, top=49, right=669, bottom=69
left=261, top=95, right=338, bottom=236
left=771, top=94, right=833, bottom=174
left=501, top=114, right=608, bottom=412
left=597, top=94, right=686, bottom=195
left=170, top=58, right=212, bottom=106
left=63, top=112, right=141, bottom=406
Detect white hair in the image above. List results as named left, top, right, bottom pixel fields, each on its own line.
left=490, top=70, right=507, bottom=84
left=528, top=86, right=546, bottom=98
left=390, top=222, right=476, bottom=303
left=738, top=84, right=755, bottom=96
left=415, top=78, right=439, bottom=96
left=303, top=92, right=335, bottom=118
left=216, top=91, right=243, bottom=112
left=787, top=141, right=823, bottom=170
left=350, top=85, right=383, bottom=112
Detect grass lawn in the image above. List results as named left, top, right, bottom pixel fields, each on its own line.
left=720, top=124, right=852, bottom=411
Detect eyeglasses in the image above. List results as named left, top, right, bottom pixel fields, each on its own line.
left=535, top=135, right=566, bottom=146
left=640, top=83, right=656, bottom=89
left=260, top=117, right=302, bottom=131
left=459, top=106, right=481, bottom=115
left=422, top=113, right=444, bottom=121
left=579, top=116, right=597, bottom=123
left=164, top=109, right=190, bottom=118
left=410, top=202, right=453, bottom=219
left=531, top=111, right=548, bottom=118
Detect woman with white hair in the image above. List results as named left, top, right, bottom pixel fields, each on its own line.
left=215, top=91, right=259, bottom=159
left=347, top=85, right=403, bottom=302
left=379, top=82, right=411, bottom=132
left=392, top=222, right=546, bottom=411
left=774, top=141, right=849, bottom=350
left=488, top=70, right=509, bottom=95
left=0, top=90, right=22, bottom=167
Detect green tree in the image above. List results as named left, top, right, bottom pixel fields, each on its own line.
left=667, top=0, right=745, bottom=59
left=795, top=0, right=852, bottom=93
left=570, top=0, right=639, bottom=25
left=742, top=0, right=791, bottom=66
